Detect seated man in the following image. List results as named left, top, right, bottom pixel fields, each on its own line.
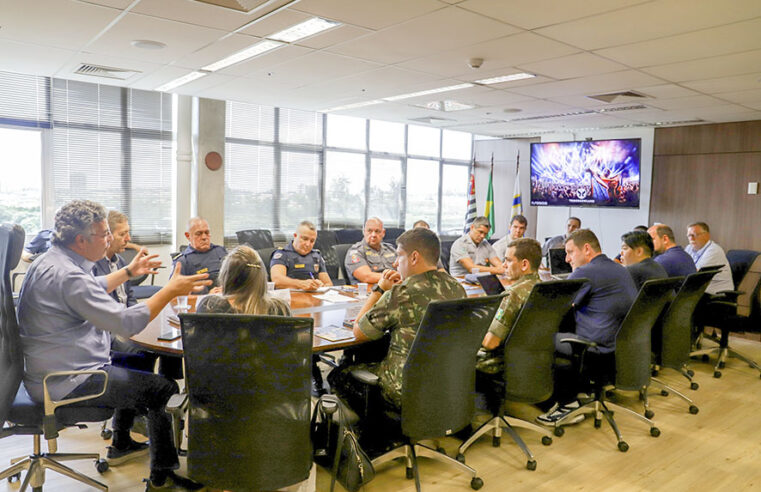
left=412, top=219, right=445, bottom=270
left=492, top=214, right=528, bottom=261
left=270, top=220, right=333, bottom=290
left=619, top=230, right=668, bottom=290
left=171, top=217, right=227, bottom=294
left=647, top=224, right=696, bottom=278
left=345, top=217, right=396, bottom=285
left=476, top=238, right=542, bottom=376
left=684, top=222, right=733, bottom=294
left=541, top=217, right=581, bottom=257
left=536, top=229, right=637, bottom=426
left=18, top=199, right=211, bottom=491
left=20, top=228, right=54, bottom=263
left=449, top=216, right=504, bottom=276
left=331, top=228, right=466, bottom=409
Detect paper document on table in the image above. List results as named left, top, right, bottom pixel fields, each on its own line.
left=292, top=286, right=330, bottom=293
left=313, top=290, right=359, bottom=303
left=315, top=324, right=354, bottom=342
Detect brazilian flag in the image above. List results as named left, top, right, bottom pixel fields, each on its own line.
left=484, top=157, right=495, bottom=238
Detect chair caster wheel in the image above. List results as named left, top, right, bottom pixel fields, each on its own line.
left=650, top=427, right=661, bottom=437
left=100, top=428, right=112, bottom=440
left=690, top=382, right=699, bottom=390
left=436, top=447, right=447, bottom=455
left=491, top=436, right=500, bottom=447
left=406, top=467, right=414, bottom=479
left=526, top=460, right=537, bottom=471
left=701, top=355, right=709, bottom=362
left=456, top=453, right=466, bottom=463
left=687, top=369, right=695, bottom=377
left=594, top=419, right=601, bottom=429
left=618, top=441, right=629, bottom=452
left=553, top=426, right=564, bottom=437
left=718, top=361, right=725, bottom=369
left=660, top=390, right=669, bottom=397
left=645, top=410, right=654, bottom=419
left=178, top=449, right=188, bottom=457
left=689, top=405, right=699, bottom=414
left=8, top=472, right=20, bottom=483
left=713, top=371, right=722, bottom=378
left=471, top=477, right=484, bottom=490
left=95, top=459, right=109, bottom=474
left=541, top=436, right=552, bottom=446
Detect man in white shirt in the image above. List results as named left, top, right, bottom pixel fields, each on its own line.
left=492, top=214, right=527, bottom=261
left=684, top=222, right=734, bottom=294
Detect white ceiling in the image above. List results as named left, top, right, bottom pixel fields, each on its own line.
left=2, top=0, right=761, bottom=137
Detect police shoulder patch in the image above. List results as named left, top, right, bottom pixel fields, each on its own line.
left=273, top=252, right=283, bottom=259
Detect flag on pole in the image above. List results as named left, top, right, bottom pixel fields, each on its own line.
left=484, top=154, right=495, bottom=238
left=511, top=152, right=523, bottom=218
left=463, top=155, right=477, bottom=234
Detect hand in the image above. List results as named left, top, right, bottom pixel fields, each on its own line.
left=127, top=248, right=162, bottom=277
left=491, top=264, right=505, bottom=275
left=300, top=279, right=322, bottom=291
left=208, top=286, right=223, bottom=295
left=166, top=262, right=212, bottom=295
left=378, top=269, right=401, bottom=292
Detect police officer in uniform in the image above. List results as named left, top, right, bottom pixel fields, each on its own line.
left=270, top=220, right=333, bottom=290
left=345, top=217, right=396, bottom=284
left=171, top=217, right=227, bottom=295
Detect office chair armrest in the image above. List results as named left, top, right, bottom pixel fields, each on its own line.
left=318, top=353, right=339, bottom=368
left=714, top=289, right=742, bottom=302
left=351, top=369, right=380, bottom=386
left=42, top=369, right=109, bottom=440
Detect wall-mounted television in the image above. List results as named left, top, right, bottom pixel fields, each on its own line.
left=530, top=138, right=641, bottom=208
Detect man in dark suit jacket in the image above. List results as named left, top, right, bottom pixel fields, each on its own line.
left=620, top=230, right=668, bottom=289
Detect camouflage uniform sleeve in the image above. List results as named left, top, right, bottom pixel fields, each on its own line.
left=357, top=287, right=401, bottom=340
left=487, top=291, right=522, bottom=342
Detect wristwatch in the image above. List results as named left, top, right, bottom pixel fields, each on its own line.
left=124, top=267, right=134, bottom=278
left=372, top=284, right=385, bottom=295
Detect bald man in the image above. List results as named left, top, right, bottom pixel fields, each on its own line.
left=344, top=217, right=397, bottom=284
left=171, top=217, right=227, bottom=294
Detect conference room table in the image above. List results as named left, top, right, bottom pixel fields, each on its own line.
left=130, top=278, right=491, bottom=357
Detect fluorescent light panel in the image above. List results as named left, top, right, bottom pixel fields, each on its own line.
left=156, top=71, right=206, bottom=92
left=268, top=17, right=341, bottom=43
left=475, top=73, right=535, bottom=85
left=203, top=39, right=284, bottom=72
left=383, top=83, right=474, bottom=102
left=417, top=100, right=476, bottom=112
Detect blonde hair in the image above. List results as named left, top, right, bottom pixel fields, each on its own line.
left=217, top=245, right=288, bottom=315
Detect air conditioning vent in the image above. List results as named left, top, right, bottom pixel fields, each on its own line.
left=74, top=64, right=141, bottom=80
left=408, top=116, right=456, bottom=124
left=193, top=0, right=271, bottom=13
left=587, top=90, right=648, bottom=103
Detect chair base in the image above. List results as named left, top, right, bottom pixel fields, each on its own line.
left=0, top=435, right=107, bottom=491
left=650, top=377, right=700, bottom=414
left=372, top=441, right=482, bottom=491
left=691, top=345, right=761, bottom=378
left=553, top=397, right=660, bottom=452
left=457, top=415, right=552, bottom=470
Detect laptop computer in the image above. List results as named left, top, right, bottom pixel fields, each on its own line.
left=477, top=274, right=506, bottom=295
left=549, top=248, right=572, bottom=277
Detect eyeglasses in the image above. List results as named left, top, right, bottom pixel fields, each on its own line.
left=90, top=230, right=112, bottom=239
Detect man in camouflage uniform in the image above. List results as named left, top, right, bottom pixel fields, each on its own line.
left=335, top=227, right=466, bottom=408
left=476, top=238, right=543, bottom=375
left=344, top=217, right=397, bottom=285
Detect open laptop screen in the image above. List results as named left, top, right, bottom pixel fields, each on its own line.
left=477, top=274, right=505, bottom=295
left=549, top=248, right=572, bottom=275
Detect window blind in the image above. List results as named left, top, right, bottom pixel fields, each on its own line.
left=0, top=70, right=50, bottom=128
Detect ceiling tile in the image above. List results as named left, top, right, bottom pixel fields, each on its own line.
left=508, top=70, right=664, bottom=99
left=172, top=33, right=262, bottom=69
left=0, top=39, right=75, bottom=76
left=641, top=50, right=761, bottom=83
left=680, top=72, right=761, bottom=95
left=645, top=95, right=728, bottom=110
left=292, top=67, right=441, bottom=102
left=238, top=9, right=312, bottom=37
left=520, top=53, right=627, bottom=80
left=87, top=12, right=228, bottom=64
left=210, top=44, right=313, bottom=76
left=536, top=0, right=761, bottom=50
left=295, top=24, right=373, bottom=50
left=715, top=88, right=761, bottom=104
left=84, top=0, right=134, bottom=8
left=396, top=32, right=578, bottom=79
left=291, top=0, right=444, bottom=30
left=459, top=0, right=647, bottom=30
left=132, top=0, right=256, bottom=31
left=327, top=6, right=518, bottom=65
left=632, top=84, right=700, bottom=99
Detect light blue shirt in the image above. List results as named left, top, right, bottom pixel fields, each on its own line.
left=18, top=245, right=150, bottom=402
left=684, top=240, right=734, bottom=294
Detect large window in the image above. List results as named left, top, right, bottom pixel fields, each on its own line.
left=324, top=151, right=365, bottom=228
left=0, top=127, right=42, bottom=234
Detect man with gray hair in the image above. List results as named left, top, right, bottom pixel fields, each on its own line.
left=345, top=217, right=397, bottom=284
left=449, top=216, right=504, bottom=276
left=18, top=199, right=211, bottom=490
left=171, top=217, right=227, bottom=294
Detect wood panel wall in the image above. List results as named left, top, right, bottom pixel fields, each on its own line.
left=649, top=120, right=761, bottom=251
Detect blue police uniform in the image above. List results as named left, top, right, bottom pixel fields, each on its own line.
left=171, top=243, right=227, bottom=294
left=270, top=241, right=327, bottom=280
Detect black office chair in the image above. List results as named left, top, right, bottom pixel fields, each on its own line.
left=334, top=244, right=353, bottom=284
left=0, top=223, right=112, bottom=491
left=384, top=227, right=404, bottom=246
left=457, top=280, right=586, bottom=471
left=691, top=250, right=761, bottom=379
left=440, top=240, right=455, bottom=273
left=256, top=247, right=277, bottom=279
left=649, top=271, right=716, bottom=414
left=553, top=278, right=682, bottom=452
left=315, top=230, right=341, bottom=283
left=236, top=229, right=274, bottom=250
left=351, top=295, right=503, bottom=491
left=335, top=229, right=363, bottom=245
left=179, top=313, right=313, bottom=491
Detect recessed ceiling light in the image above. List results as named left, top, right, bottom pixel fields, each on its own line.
left=131, top=39, right=166, bottom=50
left=321, top=100, right=384, bottom=112
left=268, top=17, right=341, bottom=43
left=416, top=100, right=476, bottom=112
left=383, top=83, right=474, bottom=102
left=156, top=71, right=206, bottom=92
left=202, top=40, right=284, bottom=72
left=475, top=73, right=535, bottom=85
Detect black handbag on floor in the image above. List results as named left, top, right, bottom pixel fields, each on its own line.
left=311, top=395, right=375, bottom=492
